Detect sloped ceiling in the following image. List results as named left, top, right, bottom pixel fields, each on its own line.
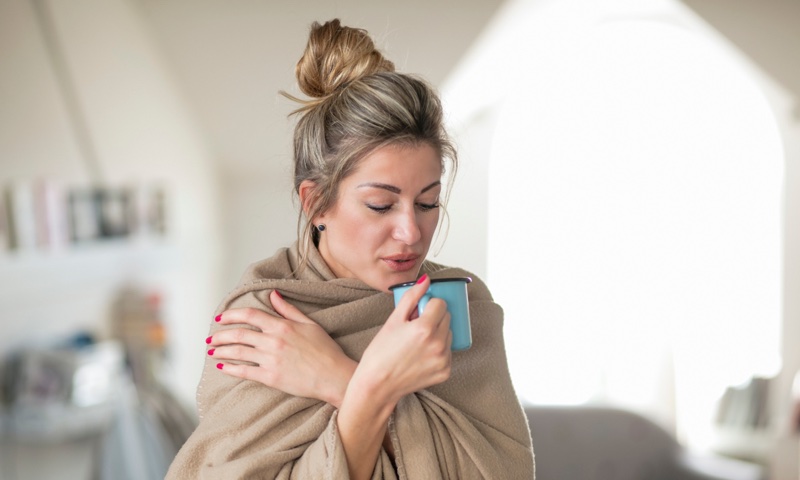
left=681, top=0, right=800, bottom=118
left=136, top=0, right=505, bottom=176
left=137, top=0, right=798, bottom=179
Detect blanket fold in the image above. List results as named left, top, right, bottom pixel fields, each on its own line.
left=166, top=243, right=534, bottom=479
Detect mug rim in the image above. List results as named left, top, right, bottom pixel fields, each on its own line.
left=388, top=276, right=472, bottom=291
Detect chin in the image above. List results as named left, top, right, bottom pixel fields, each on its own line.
left=359, top=262, right=423, bottom=292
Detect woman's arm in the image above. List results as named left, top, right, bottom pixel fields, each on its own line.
left=211, top=297, right=399, bottom=467
left=207, top=276, right=452, bottom=480
left=208, top=290, right=356, bottom=408
left=336, top=275, right=452, bottom=480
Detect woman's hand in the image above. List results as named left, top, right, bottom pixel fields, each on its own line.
left=208, top=291, right=357, bottom=408
left=335, top=274, right=452, bottom=480
left=355, top=274, right=452, bottom=404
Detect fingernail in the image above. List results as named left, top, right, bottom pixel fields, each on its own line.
left=216, top=363, right=223, bottom=370
left=416, top=274, right=428, bottom=285
left=207, top=348, right=215, bottom=356
left=205, top=336, right=212, bottom=344
left=274, top=290, right=283, bottom=300
left=214, top=314, right=221, bottom=322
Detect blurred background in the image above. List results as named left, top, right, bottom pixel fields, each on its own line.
left=0, top=0, right=798, bottom=479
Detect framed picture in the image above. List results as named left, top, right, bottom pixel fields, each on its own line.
left=133, top=185, right=167, bottom=237
left=97, top=188, right=132, bottom=238
left=147, top=187, right=167, bottom=236
left=68, top=189, right=100, bottom=243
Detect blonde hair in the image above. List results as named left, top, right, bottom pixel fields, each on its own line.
left=283, top=19, right=457, bottom=271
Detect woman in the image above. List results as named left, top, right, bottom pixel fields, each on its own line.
left=166, top=19, right=534, bottom=480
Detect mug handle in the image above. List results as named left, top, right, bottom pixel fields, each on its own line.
left=418, top=293, right=432, bottom=314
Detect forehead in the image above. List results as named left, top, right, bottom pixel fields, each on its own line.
left=347, top=143, right=442, bottom=182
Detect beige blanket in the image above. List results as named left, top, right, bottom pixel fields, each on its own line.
left=166, top=243, right=534, bottom=479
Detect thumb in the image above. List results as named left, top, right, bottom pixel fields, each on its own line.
left=270, top=290, right=317, bottom=325
left=390, top=274, right=431, bottom=323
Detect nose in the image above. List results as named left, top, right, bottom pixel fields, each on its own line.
left=392, top=208, right=422, bottom=245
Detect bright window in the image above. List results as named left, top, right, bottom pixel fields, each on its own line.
left=489, top=20, right=783, bottom=447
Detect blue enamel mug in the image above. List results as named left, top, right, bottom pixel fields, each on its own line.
left=389, top=277, right=473, bottom=351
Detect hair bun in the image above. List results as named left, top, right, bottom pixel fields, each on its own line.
left=295, top=19, right=395, bottom=98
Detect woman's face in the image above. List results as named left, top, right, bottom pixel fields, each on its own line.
left=315, top=143, right=442, bottom=292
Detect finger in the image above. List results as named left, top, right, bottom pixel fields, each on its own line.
left=270, top=290, right=316, bottom=325
left=208, top=327, right=263, bottom=348
left=437, top=310, right=451, bottom=333
left=428, top=308, right=451, bottom=342
left=208, top=344, right=264, bottom=366
left=392, top=274, right=432, bottom=323
left=214, top=362, right=275, bottom=386
left=417, top=297, right=449, bottom=326
left=216, top=307, right=280, bottom=329
left=217, top=307, right=297, bottom=339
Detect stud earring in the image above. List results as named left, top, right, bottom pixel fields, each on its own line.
left=316, top=224, right=326, bottom=232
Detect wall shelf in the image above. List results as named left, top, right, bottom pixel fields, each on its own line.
left=711, top=426, right=776, bottom=464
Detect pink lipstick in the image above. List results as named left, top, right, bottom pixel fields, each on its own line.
left=382, top=254, right=420, bottom=272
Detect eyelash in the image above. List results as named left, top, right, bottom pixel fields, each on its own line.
left=367, top=202, right=440, bottom=214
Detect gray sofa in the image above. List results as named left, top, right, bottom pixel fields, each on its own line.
left=524, top=405, right=767, bottom=480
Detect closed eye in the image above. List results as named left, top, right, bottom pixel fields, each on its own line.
left=367, top=204, right=392, bottom=214
left=366, top=202, right=439, bottom=214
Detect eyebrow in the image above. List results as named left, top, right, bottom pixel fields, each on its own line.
left=357, top=180, right=441, bottom=194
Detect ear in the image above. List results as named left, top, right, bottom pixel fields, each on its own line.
left=298, top=180, right=318, bottom=218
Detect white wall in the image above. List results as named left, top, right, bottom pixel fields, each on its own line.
left=219, top=168, right=297, bottom=290
left=0, top=0, right=224, bottom=405
left=0, top=0, right=86, bottom=181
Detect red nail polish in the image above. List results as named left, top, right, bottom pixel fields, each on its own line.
left=416, top=274, right=428, bottom=285
left=214, top=314, right=221, bottom=322
left=274, top=290, right=283, bottom=300
left=205, top=336, right=212, bottom=344
left=216, top=363, right=223, bottom=370
left=207, top=348, right=215, bottom=356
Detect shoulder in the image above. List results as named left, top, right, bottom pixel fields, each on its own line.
left=422, top=260, right=494, bottom=302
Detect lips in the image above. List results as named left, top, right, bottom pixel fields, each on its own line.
left=381, top=253, right=420, bottom=272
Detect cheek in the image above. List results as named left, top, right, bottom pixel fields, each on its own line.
left=340, top=211, right=387, bottom=245
left=422, top=212, right=440, bottom=236
left=408, top=215, right=437, bottom=249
